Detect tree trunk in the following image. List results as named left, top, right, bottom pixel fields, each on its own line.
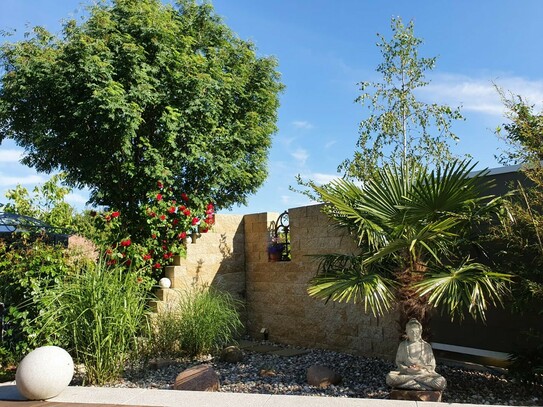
left=395, top=261, right=431, bottom=339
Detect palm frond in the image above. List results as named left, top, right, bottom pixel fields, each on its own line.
left=407, top=160, right=494, bottom=221
left=314, top=180, right=390, bottom=249
left=307, top=253, right=396, bottom=316
left=414, top=260, right=512, bottom=322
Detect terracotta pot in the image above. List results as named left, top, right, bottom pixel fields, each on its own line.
left=268, top=251, right=282, bottom=262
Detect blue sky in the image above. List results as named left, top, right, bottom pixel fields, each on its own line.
left=1, top=0, right=543, bottom=215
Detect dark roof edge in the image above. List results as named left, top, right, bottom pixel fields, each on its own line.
left=469, top=164, right=522, bottom=178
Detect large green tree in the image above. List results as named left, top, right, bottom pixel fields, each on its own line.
left=308, top=159, right=511, bottom=330
left=0, top=0, right=283, bottom=227
left=492, top=93, right=543, bottom=311
left=340, top=17, right=463, bottom=181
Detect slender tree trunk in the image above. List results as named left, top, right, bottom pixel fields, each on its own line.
left=395, top=260, right=431, bottom=338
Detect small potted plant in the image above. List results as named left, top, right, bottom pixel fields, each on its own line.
left=267, top=237, right=285, bottom=262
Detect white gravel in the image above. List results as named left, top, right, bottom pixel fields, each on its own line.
left=94, top=341, right=542, bottom=406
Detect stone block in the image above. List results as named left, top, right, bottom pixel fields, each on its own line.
left=165, top=264, right=186, bottom=288
left=174, top=364, right=220, bottom=392
left=389, top=389, right=442, bottom=402
left=220, top=346, right=243, bottom=363
left=307, top=364, right=342, bottom=388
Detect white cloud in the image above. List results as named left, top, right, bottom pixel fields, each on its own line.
left=291, top=149, right=309, bottom=166
left=421, top=73, right=543, bottom=117
left=292, top=120, right=314, bottom=130
left=66, top=192, right=88, bottom=206
left=312, top=172, right=340, bottom=185
left=0, top=149, right=24, bottom=163
left=0, top=173, right=44, bottom=187
left=324, top=140, right=337, bottom=149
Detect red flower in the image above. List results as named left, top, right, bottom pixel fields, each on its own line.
left=168, top=206, right=176, bottom=214
left=105, top=215, right=111, bottom=222
left=163, top=252, right=173, bottom=260
left=157, top=181, right=163, bottom=189
left=120, top=239, right=131, bottom=247
left=178, top=231, right=187, bottom=239
left=206, top=202, right=214, bottom=210
left=200, top=227, right=209, bottom=233
left=106, top=249, right=113, bottom=255
left=183, top=208, right=191, bottom=216
left=151, top=234, right=157, bottom=239
left=143, top=254, right=152, bottom=261
left=181, top=193, right=189, bottom=202
left=178, top=205, right=186, bottom=211
left=153, top=263, right=162, bottom=269
left=192, top=217, right=199, bottom=226
left=148, top=211, right=156, bottom=218
left=125, top=259, right=132, bottom=266
left=111, top=211, right=120, bottom=218
left=172, top=218, right=179, bottom=226
left=160, top=214, right=166, bottom=221
left=107, top=259, right=117, bottom=266
left=156, top=193, right=163, bottom=201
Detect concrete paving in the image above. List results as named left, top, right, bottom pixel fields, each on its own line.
left=0, top=381, right=489, bottom=407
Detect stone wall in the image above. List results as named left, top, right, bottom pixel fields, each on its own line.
left=242, top=205, right=397, bottom=359
left=165, top=213, right=246, bottom=297
left=160, top=205, right=398, bottom=359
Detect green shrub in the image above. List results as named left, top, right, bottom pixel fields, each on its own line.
left=0, top=239, right=79, bottom=358
left=146, top=286, right=243, bottom=358
left=508, top=330, right=543, bottom=385
left=35, top=257, right=153, bottom=385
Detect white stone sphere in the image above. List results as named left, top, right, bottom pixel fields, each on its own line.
left=16, top=346, right=74, bottom=400
left=159, top=277, right=172, bottom=288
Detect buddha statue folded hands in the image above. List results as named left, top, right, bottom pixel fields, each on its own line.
left=386, top=319, right=446, bottom=391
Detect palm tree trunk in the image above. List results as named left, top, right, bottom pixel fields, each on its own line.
left=395, top=261, right=431, bottom=338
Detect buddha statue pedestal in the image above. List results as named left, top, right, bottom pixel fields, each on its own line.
left=389, top=389, right=443, bottom=402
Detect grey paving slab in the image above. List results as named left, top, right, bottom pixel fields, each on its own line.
left=52, top=388, right=273, bottom=407
left=51, top=387, right=148, bottom=405
left=132, top=389, right=272, bottom=407
left=0, top=382, right=509, bottom=407
left=264, top=394, right=415, bottom=407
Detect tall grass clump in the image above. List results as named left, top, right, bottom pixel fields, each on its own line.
left=147, top=286, right=243, bottom=358
left=36, top=257, right=152, bottom=385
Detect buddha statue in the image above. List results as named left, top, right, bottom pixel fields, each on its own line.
left=386, top=318, right=446, bottom=391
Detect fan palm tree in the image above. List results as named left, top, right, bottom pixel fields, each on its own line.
left=308, top=159, right=511, bottom=330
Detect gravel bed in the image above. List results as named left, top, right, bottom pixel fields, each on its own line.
left=93, top=341, right=542, bottom=406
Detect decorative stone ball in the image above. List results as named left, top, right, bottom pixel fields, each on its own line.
left=159, top=277, right=172, bottom=288
left=16, top=346, right=74, bottom=400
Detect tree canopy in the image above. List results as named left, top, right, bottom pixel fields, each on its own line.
left=339, top=17, right=463, bottom=181
left=0, top=0, right=283, bottom=222
left=491, top=93, right=543, bottom=311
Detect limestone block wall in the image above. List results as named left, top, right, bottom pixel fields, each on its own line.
left=243, top=204, right=398, bottom=359
left=160, top=205, right=397, bottom=359
left=163, top=213, right=246, bottom=305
